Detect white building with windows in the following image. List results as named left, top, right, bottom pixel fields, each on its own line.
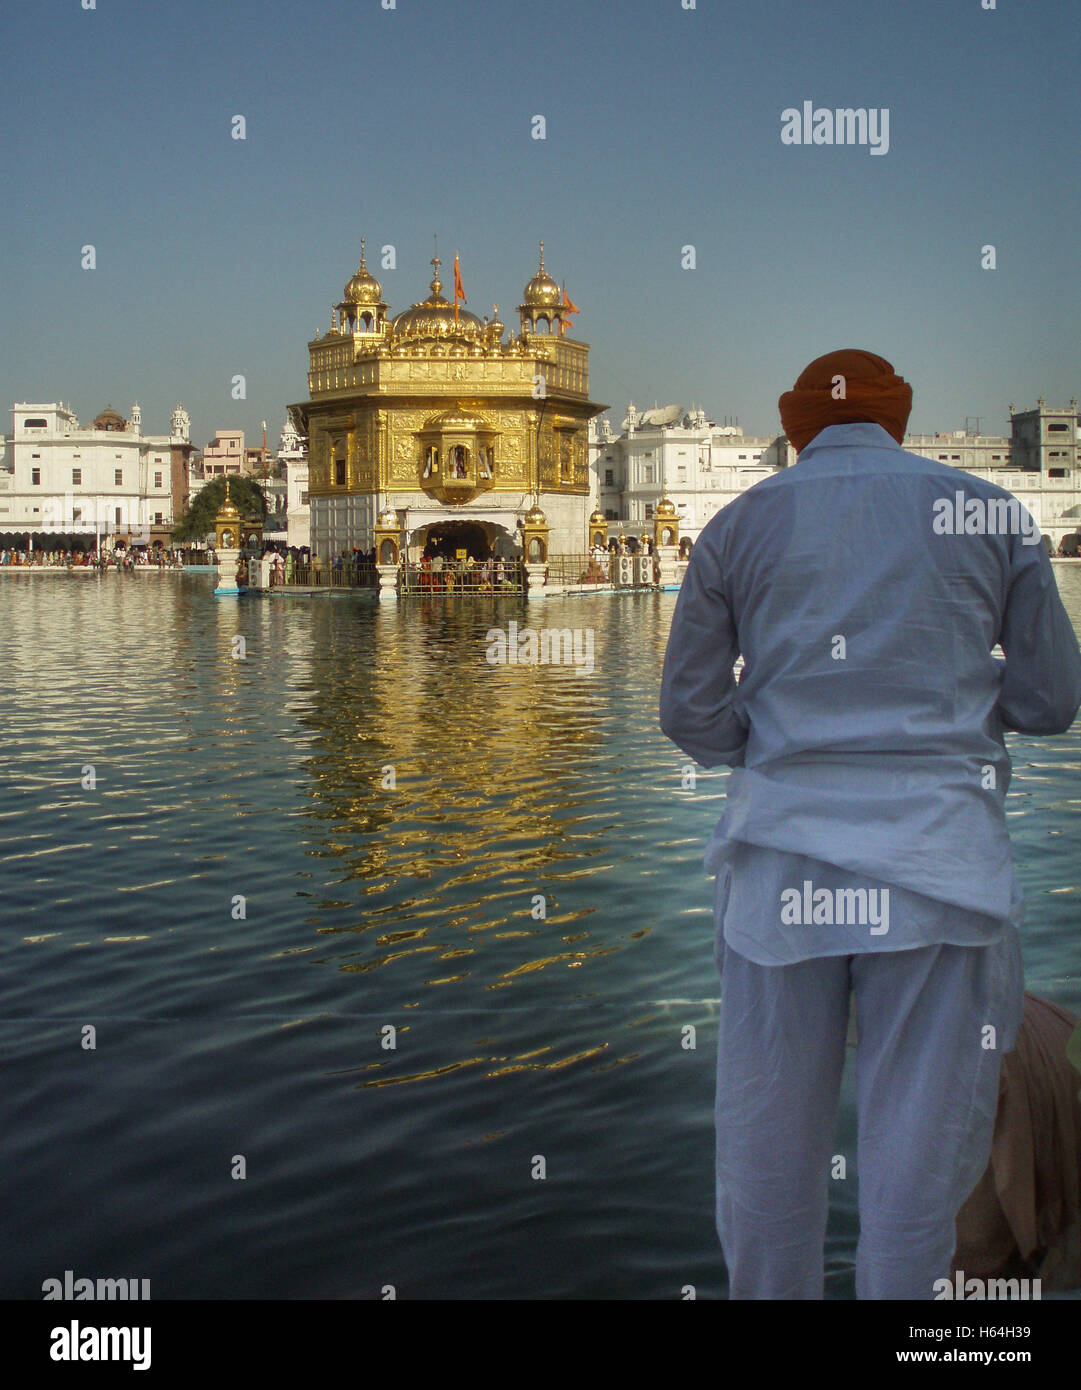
left=0, top=402, right=186, bottom=549
left=589, top=403, right=795, bottom=546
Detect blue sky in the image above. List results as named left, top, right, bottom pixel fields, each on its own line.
left=2, top=0, right=1078, bottom=447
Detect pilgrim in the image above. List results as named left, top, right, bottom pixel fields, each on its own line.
left=660, top=349, right=1081, bottom=1298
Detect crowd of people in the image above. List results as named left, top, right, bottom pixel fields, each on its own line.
left=0, top=547, right=186, bottom=570
left=410, top=552, right=522, bottom=592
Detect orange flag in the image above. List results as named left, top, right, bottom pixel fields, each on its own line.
left=561, top=282, right=580, bottom=335
left=453, top=253, right=466, bottom=323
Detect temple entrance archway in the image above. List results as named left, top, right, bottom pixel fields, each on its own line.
left=410, top=519, right=520, bottom=561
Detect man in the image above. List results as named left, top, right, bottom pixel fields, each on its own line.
left=659, top=349, right=1081, bottom=1299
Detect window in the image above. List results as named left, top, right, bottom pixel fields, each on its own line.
left=31, top=468, right=40, bottom=485
left=23, top=418, right=48, bottom=429
left=72, top=468, right=82, bottom=485
left=676, top=465, right=687, bottom=481
left=1049, top=469, right=1068, bottom=478
left=604, top=469, right=614, bottom=486
left=154, top=471, right=163, bottom=487
left=154, top=512, right=163, bottom=524
left=1048, top=423, right=1068, bottom=432
left=951, top=455, right=960, bottom=461
left=300, top=491, right=309, bottom=506
left=115, top=507, right=122, bottom=525
left=643, top=464, right=654, bottom=483
left=73, top=507, right=82, bottom=521
left=645, top=504, right=654, bottom=519
left=115, top=469, right=123, bottom=485
left=335, top=458, right=346, bottom=485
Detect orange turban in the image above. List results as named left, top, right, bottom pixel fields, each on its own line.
left=778, top=349, right=912, bottom=454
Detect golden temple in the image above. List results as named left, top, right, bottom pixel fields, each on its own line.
left=289, top=241, right=606, bottom=564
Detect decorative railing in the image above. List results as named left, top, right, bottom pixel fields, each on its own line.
left=542, top=554, right=614, bottom=586
left=276, top=562, right=377, bottom=588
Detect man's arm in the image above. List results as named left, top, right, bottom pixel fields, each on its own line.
left=659, top=533, right=747, bottom=768
left=998, top=530, right=1081, bottom=735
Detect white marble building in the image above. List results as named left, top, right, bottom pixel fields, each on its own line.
left=589, top=404, right=795, bottom=544
left=0, top=402, right=190, bottom=548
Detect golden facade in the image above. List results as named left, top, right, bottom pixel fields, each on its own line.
left=290, top=242, right=605, bottom=561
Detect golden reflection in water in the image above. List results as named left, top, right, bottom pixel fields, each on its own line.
left=290, top=600, right=624, bottom=965
left=274, top=596, right=665, bottom=1086
left=355, top=1044, right=644, bottom=1089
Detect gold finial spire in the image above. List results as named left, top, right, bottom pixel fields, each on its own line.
left=359, top=236, right=366, bottom=269
left=538, top=239, right=545, bottom=271
left=429, top=251, right=442, bottom=297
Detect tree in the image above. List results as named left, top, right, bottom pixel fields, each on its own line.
left=171, top=476, right=268, bottom=543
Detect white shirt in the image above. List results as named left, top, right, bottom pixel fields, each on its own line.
left=660, top=422, right=1081, bottom=963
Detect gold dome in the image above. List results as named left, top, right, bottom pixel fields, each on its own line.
left=344, top=239, right=383, bottom=305
left=377, top=506, right=399, bottom=526
left=589, top=506, right=606, bottom=525
left=655, top=495, right=678, bottom=517
left=216, top=480, right=240, bottom=519
left=522, top=241, right=560, bottom=308
left=524, top=504, right=547, bottom=525
left=391, top=256, right=484, bottom=340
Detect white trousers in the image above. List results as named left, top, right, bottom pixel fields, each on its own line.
left=714, top=931, right=1024, bottom=1299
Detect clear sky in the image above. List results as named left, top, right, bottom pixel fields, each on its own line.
left=2, top=0, right=1078, bottom=447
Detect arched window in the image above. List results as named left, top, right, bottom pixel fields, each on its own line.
left=23, top=418, right=48, bottom=429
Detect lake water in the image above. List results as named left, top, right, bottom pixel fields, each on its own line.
left=2, top=569, right=1080, bottom=1299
